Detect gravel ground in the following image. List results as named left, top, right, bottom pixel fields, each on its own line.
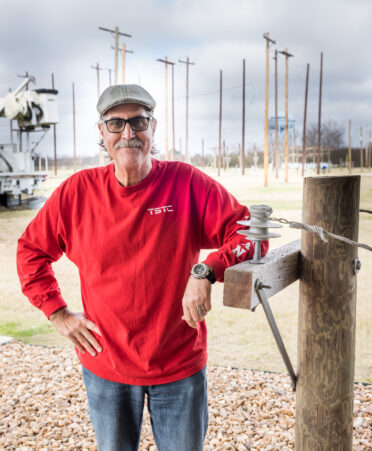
left=0, top=341, right=371, bottom=450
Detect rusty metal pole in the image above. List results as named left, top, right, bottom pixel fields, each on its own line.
left=296, top=175, right=360, bottom=450
left=241, top=58, right=246, bottom=175
left=274, top=50, right=279, bottom=179
left=360, top=126, right=363, bottom=171
left=51, top=73, right=57, bottom=175
left=218, top=69, right=222, bottom=177
left=317, top=52, right=323, bottom=174
left=263, top=33, right=276, bottom=187
left=348, top=119, right=352, bottom=173
left=302, top=64, right=310, bottom=177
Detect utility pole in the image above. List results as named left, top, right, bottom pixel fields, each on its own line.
left=302, top=63, right=310, bottom=177
left=360, top=126, right=363, bottom=171
left=103, top=67, right=113, bottom=86
left=91, top=63, right=104, bottom=165
left=279, top=48, right=293, bottom=183
left=72, top=83, right=77, bottom=173
left=317, top=51, right=323, bottom=174
left=368, top=127, right=371, bottom=169
left=51, top=73, right=57, bottom=175
left=263, top=33, right=276, bottom=187
left=274, top=50, right=279, bottom=179
left=99, top=26, right=132, bottom=84
left=91, top=63, right=102, bottom=99
left=157, top=57, right=175, bottom=161
left=111, top=45, right=134, bottom=84
left=179, top=57, right=195, bottom=164
left=241, top=58, right=246, bottom=175
left=348, top=120, right=352, bottom=174
left=218, top=69, right=223, bottom=176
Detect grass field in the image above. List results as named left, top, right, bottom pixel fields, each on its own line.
left=1, top=165, right=371, bottom=382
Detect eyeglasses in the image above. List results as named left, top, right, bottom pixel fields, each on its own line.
left=102, top=116, right=151, bottom=133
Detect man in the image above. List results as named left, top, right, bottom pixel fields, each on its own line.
left=17, top=84, right=268, bottom=451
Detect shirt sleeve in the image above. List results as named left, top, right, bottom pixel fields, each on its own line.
left=16, top=186, right=67, bottom=319
left=200, top=181, right=269, bottom=282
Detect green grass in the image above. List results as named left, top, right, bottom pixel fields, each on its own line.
left=0, top=321, right=53, bottom=342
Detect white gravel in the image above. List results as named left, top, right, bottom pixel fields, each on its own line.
left=0, top=341, right=371, bottom=450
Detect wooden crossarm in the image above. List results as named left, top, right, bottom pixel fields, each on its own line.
left=223, top=239, right=301, bottom=311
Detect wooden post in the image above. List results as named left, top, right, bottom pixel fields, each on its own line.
left=302, top=64, right=310, bottom=177
left=296, top=175, right=360, bottom=450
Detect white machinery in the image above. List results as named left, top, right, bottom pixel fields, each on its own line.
left=0, top=75, right=58, bottom=207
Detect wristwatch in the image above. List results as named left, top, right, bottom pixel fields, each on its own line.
left=191, top=263, right=216, bottom=284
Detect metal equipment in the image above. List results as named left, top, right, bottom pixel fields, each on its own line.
left=238, top=205, right=297, bottom=390
left=0, top=75, right=58, bottom=207
left=237, top=204, right=281, bottom=263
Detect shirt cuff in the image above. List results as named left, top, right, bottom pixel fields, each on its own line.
left=202, top=256, right=227, bottom=283
left=39, top=293, right=67, bottom=319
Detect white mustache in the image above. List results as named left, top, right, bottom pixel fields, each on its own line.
left=114, top=139, right=142, bottom=149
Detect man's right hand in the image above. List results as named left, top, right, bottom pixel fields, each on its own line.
left=48, top=307, right=102, bottom=356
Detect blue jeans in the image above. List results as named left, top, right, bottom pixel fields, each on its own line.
left=82, top=366, right=208, bottom=451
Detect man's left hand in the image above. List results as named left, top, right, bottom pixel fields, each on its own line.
left=182, top=276, right=212, bottom=328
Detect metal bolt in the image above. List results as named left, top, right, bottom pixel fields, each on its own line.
left=353, top=258, right=361, bottom=275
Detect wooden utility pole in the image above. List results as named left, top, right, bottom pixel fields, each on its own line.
left=302, top=64, right=310, bottom=177
left=317, top=52, right=323, bottom=174
left=368, top=127, right=371, bottom=169
left=179, top=57, right=195, bottom=164
left=263, top=33, right=276, bottom=187
left=274, top=50, right=279, bottom=179
left=72, top=83, right=77, bottom=173
left=218, top=69, right=223, bottom=176
left=360, top=126, right=363, bottom=171
left=279, top=48, right=293, bottom=183
left=241, top=58, right=246, bottom=175
left=99, top=26, right=132, bottom=84
left=157, top=57, right=175, bottom=161
left=51, top=73, right=57, bottom=175
left=111, top=44, right=134, bottom=84
left=103, top=67, right=113, bottom=86
left=348, top=119, right=352, bottom=173
left=91, top=63, right=102, bottom=99
left=297, top=175, right=360, bottom=450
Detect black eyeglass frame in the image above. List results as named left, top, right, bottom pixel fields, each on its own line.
left=101, top=116, right=152, bottom=133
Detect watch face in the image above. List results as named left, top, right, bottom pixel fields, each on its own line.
left=192, top=263, right=208, bottom=277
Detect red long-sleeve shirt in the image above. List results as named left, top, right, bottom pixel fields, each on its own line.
left=17, top=160, right=268, bottom=385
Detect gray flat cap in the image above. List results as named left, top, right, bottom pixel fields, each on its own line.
left=97, top=84, right=156, bottom=116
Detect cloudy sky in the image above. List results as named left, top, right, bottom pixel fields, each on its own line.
left=0, top=0, right=371, bottom=159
